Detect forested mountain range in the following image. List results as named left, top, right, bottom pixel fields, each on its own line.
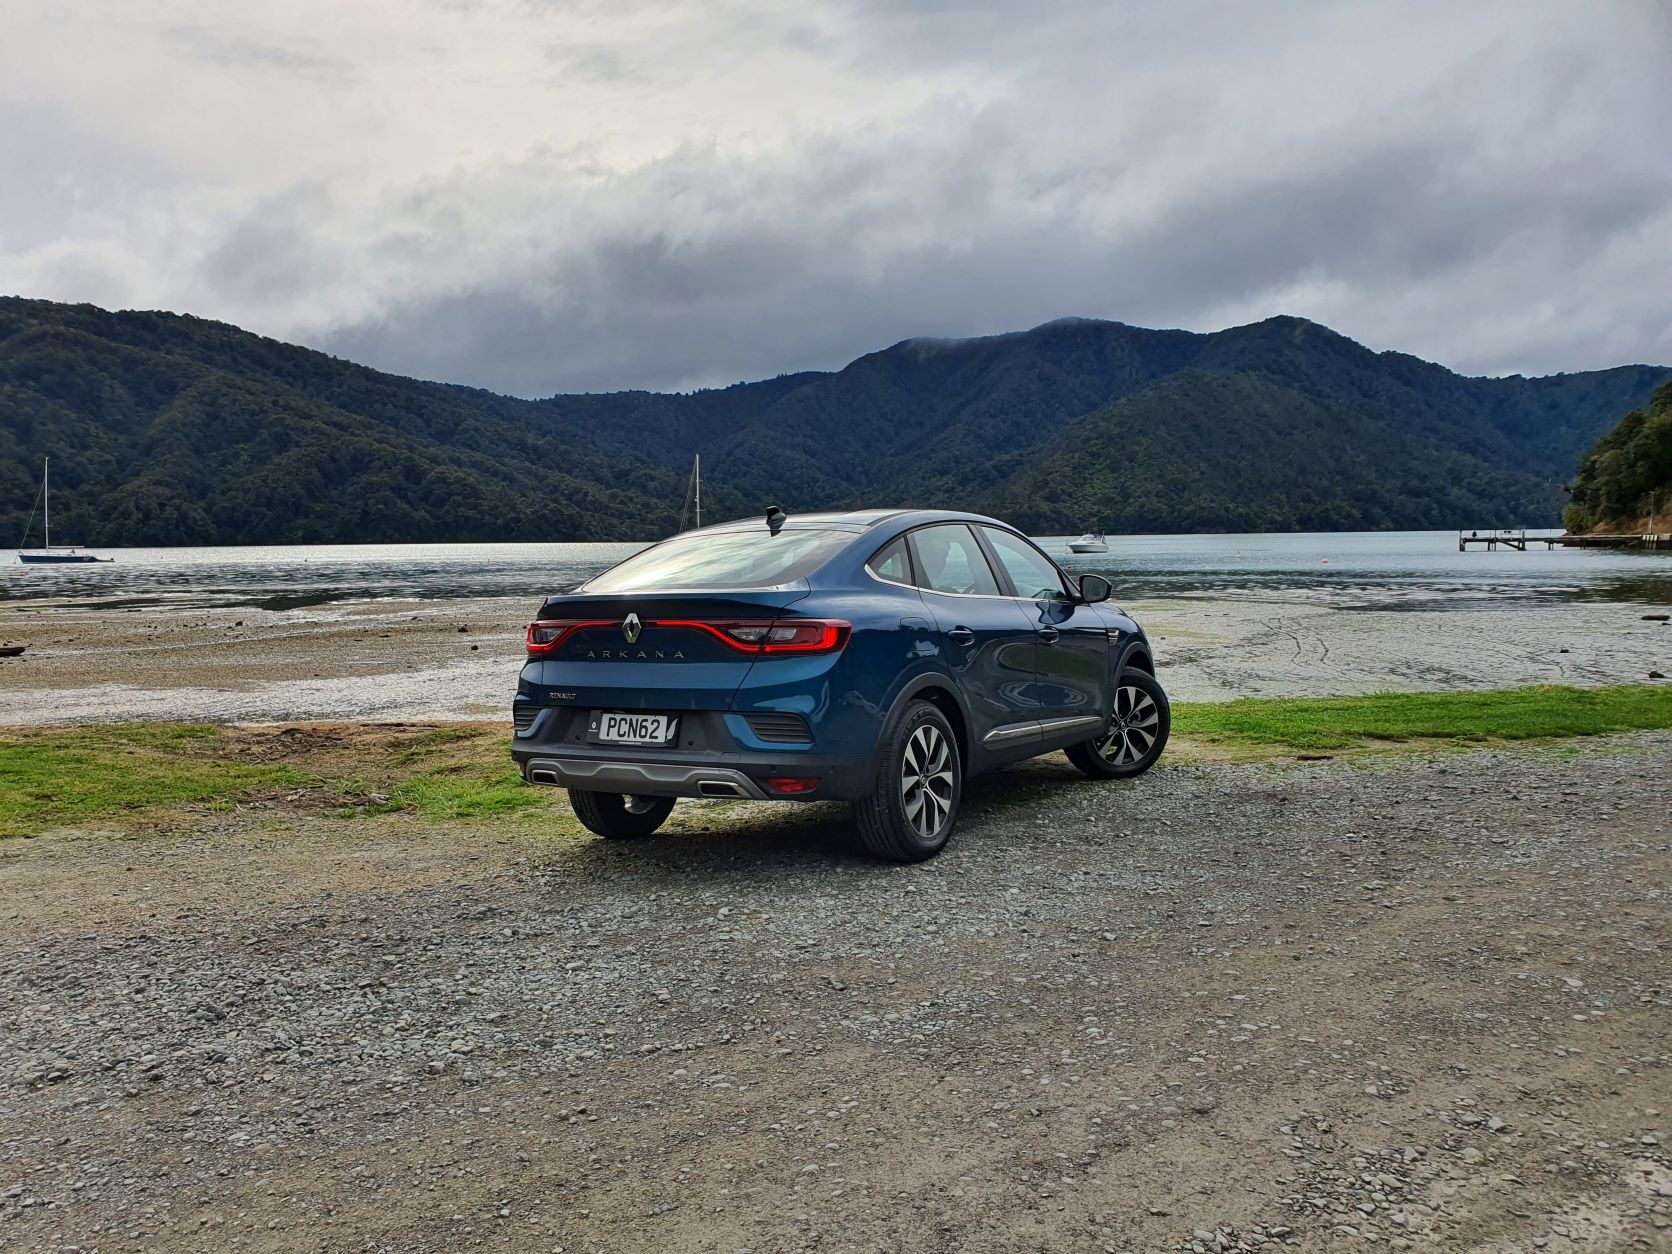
left=2, top=296, right=1667, bottom=545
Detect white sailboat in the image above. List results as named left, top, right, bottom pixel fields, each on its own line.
left=1068, top=531, right=1108, bottom=554
left=676, top=454, right=704, bottom=533
left=17, top=458, right=112, bottom=564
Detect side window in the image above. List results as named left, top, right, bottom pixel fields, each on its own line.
left=909, top=524, right=1002, bottom=596
left=981, top=527, right=1069, bottom=600
left=866, top=537, right=912, bottom=585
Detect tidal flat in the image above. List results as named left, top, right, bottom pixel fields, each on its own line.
left=1, top=592, right=1667, bottom=725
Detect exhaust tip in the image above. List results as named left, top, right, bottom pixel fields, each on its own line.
left=528, top=769, right=561, bottom=786
left=697, top=780, right=746, bottom=798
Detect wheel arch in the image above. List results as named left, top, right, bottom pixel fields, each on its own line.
left=888, top=673, right=971, bottom=773
left=1117, top=640, right=1154, bottom=677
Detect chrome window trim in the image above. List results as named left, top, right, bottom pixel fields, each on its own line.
left=863, top=535, right=917, bottom=589
left=864, top=564, right=919, bottom=591
left=861, top=521, right=1078, bottom=603
left=911, top=584, right=1019, bottom=602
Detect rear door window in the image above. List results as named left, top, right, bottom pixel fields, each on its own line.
left=584, top=528, right=850, bottom=592
left=909, top=524, right=1002, bottom=596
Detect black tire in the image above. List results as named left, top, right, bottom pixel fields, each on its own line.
left=568, top=789, right=676, bottom=839
left=1066, top=670, right=1171, bottom=779
left=852, top=700, right=962, bottom=862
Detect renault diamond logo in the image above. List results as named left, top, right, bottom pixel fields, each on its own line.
left=622, top=612, right=642, bottom=644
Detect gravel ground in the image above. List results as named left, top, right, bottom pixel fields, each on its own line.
left=3, top=737, right=1670, bottom=1252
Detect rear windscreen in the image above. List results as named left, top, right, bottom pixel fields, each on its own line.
left=582, top=528, right=851, bottom=593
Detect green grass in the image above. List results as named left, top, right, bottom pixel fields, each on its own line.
left=6, top=686, right=1667, bottom=837
left=361, top=763, right=544, bottom=821
left=331, top=726, right=550, bottom=821
left=0, top=725, right=305, bottom=838
left=1173, top=684, right=1672, bottom=753
left=1, top=721, right=552, bottom=838
left=389, top=726, right=491, bottom=765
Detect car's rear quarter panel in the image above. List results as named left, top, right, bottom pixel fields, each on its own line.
left=730, top=585, right=950, bottom=765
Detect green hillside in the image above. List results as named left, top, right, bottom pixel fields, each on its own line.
left=1563, top=380, right=1672, bottom=533
left=994, top=369, right=1564, bottom=533
left=2, top=297, right=1666, bottom=545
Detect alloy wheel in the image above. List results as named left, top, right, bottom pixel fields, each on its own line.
left=623, top=794, right=661, bottom=815
left=1097, top=683, right=1160, bottom=766
left=900, top=723, right=955, bottom=840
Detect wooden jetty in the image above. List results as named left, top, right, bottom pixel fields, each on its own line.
left=1457, top=529, right=1561, bottom=551
left=1459, top=529, right=1671, bottom=552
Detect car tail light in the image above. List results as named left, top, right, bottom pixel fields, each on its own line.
left=525, top=620, right=613, bottom=654
left=764, top=777, right=820, bottom=794
left=657, top=619, right=851, bottom=655
left=741, top=620, right=850, bottom=654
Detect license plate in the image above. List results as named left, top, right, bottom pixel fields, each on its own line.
left=591, top=712, right=678, bottom=746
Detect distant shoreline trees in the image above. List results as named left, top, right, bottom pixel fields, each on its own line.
left=1564, top=381, right=1672, bottom=534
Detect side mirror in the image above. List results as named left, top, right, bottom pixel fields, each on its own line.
left=1077, top=573, right=1113, bottom=603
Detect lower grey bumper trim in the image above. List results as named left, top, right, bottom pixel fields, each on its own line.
left=522, top=757, right=771, bottom=800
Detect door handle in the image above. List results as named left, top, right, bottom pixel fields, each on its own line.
left=947, top=626, right=976, bottom=646
left=1038, top=626, right=1061, bottom=644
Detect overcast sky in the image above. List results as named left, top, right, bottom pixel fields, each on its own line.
left=3, top=1, right=1669, bottom=396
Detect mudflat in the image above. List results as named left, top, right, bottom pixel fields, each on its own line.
left=1, top=593, right=1667, bottom=723
left=3, top=736, right=1669, bottom=1251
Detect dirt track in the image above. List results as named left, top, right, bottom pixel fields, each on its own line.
left=3, top=735, right=1670, bottom=1252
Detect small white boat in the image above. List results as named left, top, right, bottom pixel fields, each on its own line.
left=1067, top=532, right=1108, bottom=554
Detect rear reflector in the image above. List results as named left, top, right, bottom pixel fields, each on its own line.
left=763, top=777, right=820, bottom=795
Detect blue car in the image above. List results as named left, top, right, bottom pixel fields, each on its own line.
left=512, top=508, right=1168, bottom=861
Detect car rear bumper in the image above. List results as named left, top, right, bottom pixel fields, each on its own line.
left=511, top=701, right=876, bottom=801
left=511, top=739, right=874, bottom=802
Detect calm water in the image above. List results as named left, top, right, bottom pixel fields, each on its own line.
left=3, top=532, right=1668, bottom=612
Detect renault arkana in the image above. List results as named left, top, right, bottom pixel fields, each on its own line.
left=512, top=509, right=1167, bottom=861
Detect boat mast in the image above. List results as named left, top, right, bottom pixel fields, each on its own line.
left=43, top=458, right=50, bottom=550
left=694, top=454, right=701, bottom=530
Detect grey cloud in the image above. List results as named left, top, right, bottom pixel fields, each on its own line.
left=320, top=28, right=1672, bottom=394
left=4, top=0, right=1670, bottom=396
left=0, top=95, right=185, bottom=254
left=201, top=185, right=343, bottom=306
left=162, top=23, right=349, bottom=80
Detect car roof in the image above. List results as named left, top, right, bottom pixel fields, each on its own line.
left=697, top=507, right=1010, bottom=535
